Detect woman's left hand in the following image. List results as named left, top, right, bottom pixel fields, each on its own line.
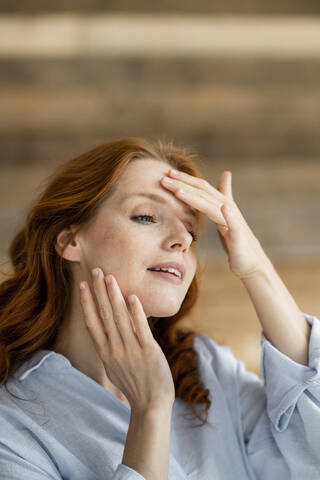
left=161, top=169, right=271, bottom=279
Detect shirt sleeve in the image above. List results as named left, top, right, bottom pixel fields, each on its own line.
left=239, top=312, right=320, bottom=479
left=112, top=464, right=147, bottom=480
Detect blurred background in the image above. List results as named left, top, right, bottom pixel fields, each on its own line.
left=0, top=2, right=320, bottom=377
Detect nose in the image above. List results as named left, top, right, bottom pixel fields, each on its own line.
left=167, top=224, right=193, bottom=251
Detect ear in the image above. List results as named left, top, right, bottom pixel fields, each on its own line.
left=55, top=225, right=81, bottom=262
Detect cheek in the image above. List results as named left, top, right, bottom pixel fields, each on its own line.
left=81, top=224, right=116, bottom=261
left=99, top=223, right=145, bottom=254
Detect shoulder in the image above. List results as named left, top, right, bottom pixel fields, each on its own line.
left=193, top=332, right=241, bottom=380
left=0, top=379, right=33, bottom=424
left=0, top=385, right=62, bottom=480
left=194, top=331, right=237, bottom=362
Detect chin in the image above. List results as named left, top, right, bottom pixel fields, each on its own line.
left=145, top=304, right=181, bottom=319
left=139, top=292, right=183, bottom=318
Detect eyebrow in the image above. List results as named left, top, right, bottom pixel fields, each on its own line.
left=123, top=192, right=198, bottom=221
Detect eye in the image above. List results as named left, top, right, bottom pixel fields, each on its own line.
left=132, top=214, right=156, bottom=223
left=131, top=215, right=198, bottom=242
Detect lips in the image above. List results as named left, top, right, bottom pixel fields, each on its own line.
left=147, top=262, right=186, bottom=281
left=148, top=269, right=183, bottom=285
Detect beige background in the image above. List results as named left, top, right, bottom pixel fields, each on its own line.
left=1, top=3, right=320, bottom=378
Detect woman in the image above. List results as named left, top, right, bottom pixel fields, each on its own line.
left=0, top=137, right=319, bottom=480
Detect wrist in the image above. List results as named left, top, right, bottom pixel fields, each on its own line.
left=238, top=256, right=275, bottom=283
left=131, top=404, right=173, bottom=421
left=132, top=396, right=174, bottom=415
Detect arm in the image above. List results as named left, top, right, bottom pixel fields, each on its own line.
left=121, top=406, right=172, bottom=480
left=160, top=168, right=320, bottom=478
left=215, top=172, right=311, bottom=365
left=238, top=313, right=320, bottom=478
left=160, top=169, right=312, bottom=365
left=240, top=258, right=311, bottom=366
left=198, top=313, right=320, bottom=479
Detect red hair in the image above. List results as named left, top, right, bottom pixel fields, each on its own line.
left=0, top=137, right=212, bottom=426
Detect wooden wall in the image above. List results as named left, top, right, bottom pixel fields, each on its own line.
left=1, top=7, right=320, bottom=376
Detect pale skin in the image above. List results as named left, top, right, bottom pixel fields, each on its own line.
left=54, top=158, right=198, bottom=408
left=54, top=158, right=311, bottom=412
left=161, top=168, right=312, bottom=366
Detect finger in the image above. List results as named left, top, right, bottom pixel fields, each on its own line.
left=166, top=183, right=228, bottom=227
left=104, top=274, right=138, bottom=346
left=217, top=171, right=234, bottom=201
left=216, top=222, right=229, bottom=237
left=127, top=295, right=155, bottom=348
left=220, top=204, right=241, bottom=240
left=91, top=268, right=122, bottom=345
left=165, top=169, right=225, bottom=203
left=79, top=281, right=110, bottom=355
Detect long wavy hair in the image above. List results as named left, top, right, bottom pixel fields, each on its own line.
left=0, top=137, right=212, bottom=426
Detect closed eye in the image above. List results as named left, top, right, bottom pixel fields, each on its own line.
left=131, top=215, right=198, bottom=242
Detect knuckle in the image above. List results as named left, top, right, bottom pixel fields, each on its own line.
left=113, top=311, right=123, bottom=324
left=79, top=296, right=87, bottom=306
left=201, top=178, right=209, bottom=188
left=226, top=199, right=235, bottom=208
left=99, top=304, right=110, bottom=319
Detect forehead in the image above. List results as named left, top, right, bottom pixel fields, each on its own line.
left=119, top=158, right=173, bottom=185
left=116, top=158, right=198, bottom=221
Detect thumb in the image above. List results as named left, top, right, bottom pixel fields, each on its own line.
left=217, top=171, right=234, bottom=201
left=220, top=203, right=241, bottom=242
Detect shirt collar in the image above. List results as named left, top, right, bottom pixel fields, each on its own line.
left=13, top=349, right=71, bottom=381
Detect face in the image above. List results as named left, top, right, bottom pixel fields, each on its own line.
left=74, top=158, right=198, bottom=319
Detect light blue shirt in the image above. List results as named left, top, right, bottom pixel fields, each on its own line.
left=1, top=312, right=320, bottom=480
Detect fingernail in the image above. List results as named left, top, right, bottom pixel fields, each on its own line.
left=129, top=295, right=136, bottom=305
left=163, top=176, right=173, bottom=184
left=91, top=268, right=100, bottom=279
left=105, top=275, right=112, bottom=285
left=170, top=169, right=179, bottom=177
left=80, top=282, right=86, bottom=290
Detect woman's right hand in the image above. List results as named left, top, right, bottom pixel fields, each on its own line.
left=79, top=268, right=175, bottom=413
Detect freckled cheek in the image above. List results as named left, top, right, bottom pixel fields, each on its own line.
left=100, top=227, right=144, bottom=256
